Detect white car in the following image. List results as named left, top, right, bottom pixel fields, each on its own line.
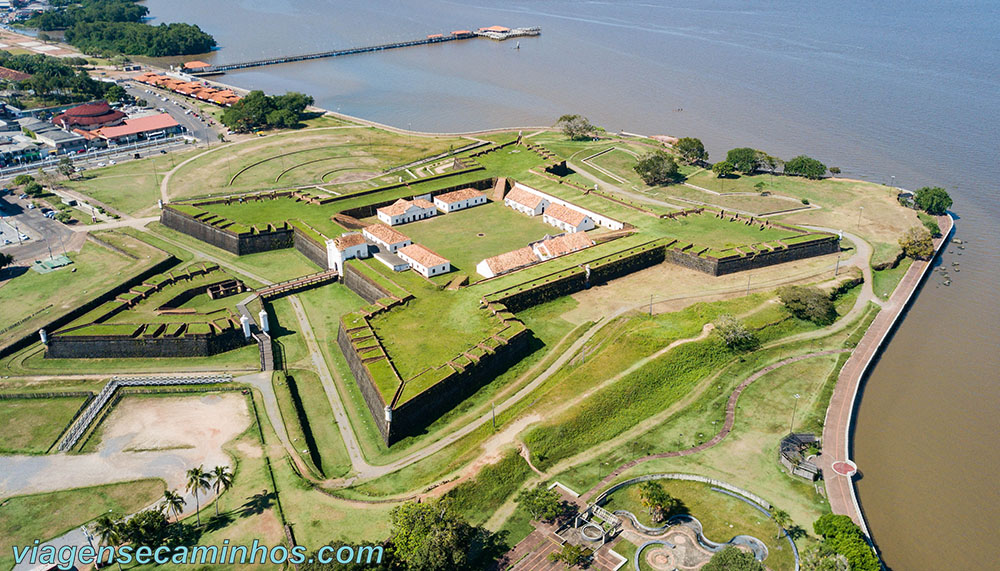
left=19, top=233, right=28, bottom=241
left=97, top=162, right=106, bottom=167
left=109, top=159, right=116, bottom=165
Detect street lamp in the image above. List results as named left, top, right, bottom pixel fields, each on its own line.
left=789, top=393, right=801, bottom=435
left=857, top=206, right=864, bottom=229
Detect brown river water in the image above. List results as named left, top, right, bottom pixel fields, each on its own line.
left=142, top=1, right=1000, bottom=567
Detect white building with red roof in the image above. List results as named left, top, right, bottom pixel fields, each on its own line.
left=476, top=246, right=538, bottom=279
left=397, top=244, right=450, bottom=278
left=376, top=198, right=437, bottom=226
left=363, top=224, right=412, bottom=253
left=503, top=186, right=550, bottom=216
left=543, top=203, right=595, bottom=233
left=533, top=232, right=595, bottom=260
left=95, top=113, right=181, bottom=144
left=326, top=232, right=370, bottom=272
left=433, top=188, right=487, bottom=213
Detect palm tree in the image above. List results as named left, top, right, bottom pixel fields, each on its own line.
left=92, top=514, right=123, bottom=571
left=210, top=465, right=234, bottom=517
left=161, top=489, right=186, bottom=523
left=771, top=508, right=791, bottom=539
left=186, top=465, right=211, bottom=526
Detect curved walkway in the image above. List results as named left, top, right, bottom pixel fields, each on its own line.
left=820, top=214, right=953, bottom=536
left=580, top=349, right=849, bottom=502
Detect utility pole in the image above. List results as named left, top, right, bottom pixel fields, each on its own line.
left=649, top=294, right=653, bottom=316
left=834, top=254, right=840, bottom=276
left=789, top=393, right=801, bottom=435
left=492, top=402, right=496, bottom=432
left=857, top=206, right=864, bottom=229
left=746, top=273, right=751, bottom=296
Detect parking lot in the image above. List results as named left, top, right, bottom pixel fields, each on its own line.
left=0, top=193, right=78, bottom=263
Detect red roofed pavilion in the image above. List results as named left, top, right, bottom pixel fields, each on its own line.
left=52, top=101, right=126, bottom=131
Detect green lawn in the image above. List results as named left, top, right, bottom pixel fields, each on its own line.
left=1, top=341, right=260, bottom=376
left=445, top=449, right=532, bottom=526
left=656, top=212, right=806, bottom=251
left=0, top=395, right=88, bottom=453
left=0, top=232, right=169, bottom=351
left=0, top=479, right=166, bottom=571
left=602, top=479, right=795, bottom=571
left=872, top=257, right=914, bottom=299
left=387, top=201, right=556, bottom=276
left=65, top=148, right=201, bottom=216
left=167, top=127, right=468, bottom=200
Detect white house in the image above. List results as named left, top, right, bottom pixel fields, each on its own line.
left=397, top=244, right=451, bottom=278
left=532, top=232, right=595, bottom=261
left=542, top=203, right=596, bottom=233
left=376, top=198, right=437, bottom=226
left=503, top=186, right=549, bottom=216
left=374, top=251, right=410, bottom=272
left=476, top=246, right=538, bottom=279
left=434, top=188, right=487, bottom=213
left=326, top=232, right=370, bottom=272
left=363, top=224, right=412, bottom=253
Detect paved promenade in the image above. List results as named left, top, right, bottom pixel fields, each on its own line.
left=821, top=214, right=954, bottom=537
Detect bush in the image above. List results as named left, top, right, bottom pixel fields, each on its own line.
left=12, top=174, right=33, bottom=186
left=899, top=226, right=934, bottom=260
left=714, top=314, right=758, bottom=351
left=548, top=544, right=591, bottom=567
left=23, top=181, right=43, bottom=197
left=813, top=514, right=881, bottom=571
left=917, top=212, right=941, bottom=237
left=784, top=155, right=827, bottom=179
left=702, top=546, right=765, bottom=571
left=778, top=285, right=836, bottom=325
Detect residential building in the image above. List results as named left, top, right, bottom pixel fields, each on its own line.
left=542, top=203, right=595, bottom=233
left=533, top=232, right=595, bottom=260
left=33, top=128, right=86, bottom=154
left=374, top=251, right=410, bottom=272
left=363, top=224, right=412, bottom=253
left=326, top=232, right=370, bottom=272
left=397, top=244, right=451, bottom=278
left=376, top=198, right=437, bottom=226
left=433, top=188, right=487, bottom=213
left=503, top=185, right=549, bottom=216
left=476, top=246, right=538, bottom=279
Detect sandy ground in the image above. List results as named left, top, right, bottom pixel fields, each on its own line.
left=0, top=393, right=249, bottom=498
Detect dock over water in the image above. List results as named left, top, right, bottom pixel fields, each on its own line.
left=190, top=26, right=540, bottom=76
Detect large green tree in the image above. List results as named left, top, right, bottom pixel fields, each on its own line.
left=702, top=546, right=765, bottom=571
left=714, top=314, right=758, bottom=351
left=556, top=114, right=595, bottom=140
left=913, top=186, right=952, bottom=215
left=221, top=90, right=314, bottom=132
left=726, top=147, right=759, bottom=173
left=516, top=486, right=564, bottom=522
left=389, top=499, right=479, bottom=571
left=813, top=514, right=881, bottom=571
left=638, top=481, right=681, bottom=523
left=675, top=137, right=708, bottom=163
left=778, top=285, right=837, bottom=325
left=185, top=465, right=210, bottom=527
left=633, top=151, right=680, bottom=185
left=712, top=160, right=735, bottom=178
left=784, top=155, right=827, bottom=179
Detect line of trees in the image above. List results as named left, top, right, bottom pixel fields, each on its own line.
left=0, top=51, right=114, bottom=103
left=24, top=0, right=216, bottom=57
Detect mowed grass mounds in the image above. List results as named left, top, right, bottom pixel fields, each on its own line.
left=0, top=479, right=166, bottom=571
left=0, top=395, right=89, bottom=453
left=167, top=127, right=468, bottom=200
left=64, top=147, right=202, bottom=216
left=272, top=369, right=351, bottom=479
left=601, top=479, right=796, bottom=571
left=381, top=201, right=556, bottom=277
left=656, top=211, right=805, bottom=251
left=683, top=171, right=919, bottom=266
left=0, top=231, right=169, bottom=350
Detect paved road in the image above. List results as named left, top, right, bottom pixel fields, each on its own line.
left=820, top=214, right=953, bottom=536
left=124, top=82, right=217, bottom=143
left=0, top=194, right=77, bottom=263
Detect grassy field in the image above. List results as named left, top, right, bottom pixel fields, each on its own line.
left=445, top=449, right=533, bottom=526
left=602, top=479, right=796, bottom=571
left=64, top=148, right=201, bottom=216
left=0, top=232, right=169, bottom=350
left=0, top=395, right=88, bottom=454
left=383, top=201, right=556, bottom=277
left=277, top=369, right=352, bottom=479
left=872, top=257, right=914, bottom=299
left=1, top=341, right=260, bottom=376
left=167, top=127, right=468, bottom=200
left=656, top=211, right=806, bottom=250
left=0, top=479, right=166, bottom=571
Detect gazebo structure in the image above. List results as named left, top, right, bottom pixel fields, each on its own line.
left=779, top=433, right=822, bottom=481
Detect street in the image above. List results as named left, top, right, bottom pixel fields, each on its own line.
left=0, top=194, right=79, bottom=263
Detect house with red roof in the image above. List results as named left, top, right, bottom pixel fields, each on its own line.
left=376, top=198, right=437, bottom=226
left=95, top=113, right=181, bottom=144
left=52, top=101, right=126, bottom=131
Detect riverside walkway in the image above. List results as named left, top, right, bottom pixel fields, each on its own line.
left=821, top=213, right=954, bottom=538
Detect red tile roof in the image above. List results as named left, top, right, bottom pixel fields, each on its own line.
left=333, top=232, right=367, bottom=250
left=504, top=186, right=546, bottom=209
left=96, top=113, right=179, bottom=139
left=0, top=66, right=31, bottom=82
left=412, top=198, right=435, bottom=210
left=435, top=187, right=485, bottom=204
left=53, top=101, right=126, bottom=129
left=398, top=244, right=448, bottom=268
left=183, top=61, right=211, bottom=70
left=544, top=203, right=589, bottom=227
left=364, top=223, right=410, bottom=245
left=482, top=246, right=538, bottom=275
left=378, top=199, right=418, bottom=217
left=535, top=233, right=594, bottom=258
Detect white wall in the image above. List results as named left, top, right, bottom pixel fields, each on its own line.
left=512, top=182, right=624, bottom=230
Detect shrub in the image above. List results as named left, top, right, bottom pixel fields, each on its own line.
left=813, top=514, right=880, bottom=571
left=12, top=174, right=33, bottom=186
left=714, top=314, right=758, bottom=351
left=703, top=546, right=765, bottom=571
left=918, top=212, right=941, bottom=237
left=899, top=226, right=933, bottom=260
left=778, top=285, right=836, bottom=325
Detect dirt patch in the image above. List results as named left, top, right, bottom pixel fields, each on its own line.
left=100, top=393, right=250, bottom=455
left=235, top=441, right=263, bottom=459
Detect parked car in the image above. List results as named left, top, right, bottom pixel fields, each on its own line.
left=97, top=162, right=106, bottom=167
left=19, top=233, right=28, bottom=240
